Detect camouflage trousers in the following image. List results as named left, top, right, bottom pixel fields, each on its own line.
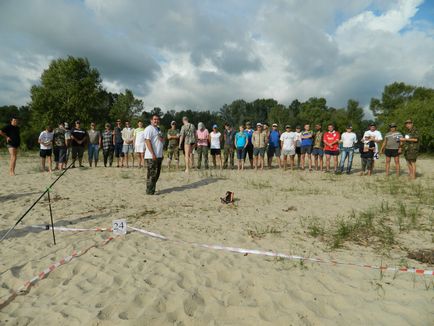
left=223, top=144, right=235, bottom=169
left=146, top=158, right=163, bottom=195
left=196, top=145, right=209, bottom=169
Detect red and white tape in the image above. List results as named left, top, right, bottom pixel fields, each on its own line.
left=0, top=236, right=114, bottom=310
left=127, top=226, right=434, bottom=276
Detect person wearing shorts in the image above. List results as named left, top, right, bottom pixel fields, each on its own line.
left=53, top=122, right=67, bottom=170
left=267, top=123, right=281, bottom=168
left=0, top=117, right=20, bottom=176
left=363, top=123, right=383, bottom=170
left=179, top=116, right=196, bottom=172
left=252, top=123, right=267, bottom=171
left=280, top=125, right=296, bottom=170
left=101, top=123, right=114, bottom=167
left=113, top=120, right=124, bottom=167
left=38, top=126, right=54, bottom=172
left=300, top=124, right=313, bottom=171
left=167, top=121, right=180, bottom=171
left=400, top=119, right=419, bottom=179
left=294, top=126, right=302, bottom=168
left=381, top=123, right=403, bottom=177
left=70, top=120, right=87, bottom=168
left=244, top=122, right=254, bottom=169
left=312, top=124, right=324, bottom=171
left=209, top=124, right=222, bottom=169
left=235, top=125, right=248, bottom=170
left=121, top=121, right=135, bottom=167
left=323, top=124, right=340, bottom=173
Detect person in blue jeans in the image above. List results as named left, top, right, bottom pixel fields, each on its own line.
left=87, top=122, right=101, bottom=167
left=339, top=125, right=357, bottom=174
left=235, top=125, right=248, bottom=170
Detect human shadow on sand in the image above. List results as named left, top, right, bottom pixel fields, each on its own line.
left=158, top=177, right=222, bottom=195
left=0, top=192, right=40, bottom=203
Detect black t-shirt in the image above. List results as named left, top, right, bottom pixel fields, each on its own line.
left=360, top=141, right=375, bottom=158
left=1, top=124, right=20, bottom=148
left=71, top=128, right=87, bottom=147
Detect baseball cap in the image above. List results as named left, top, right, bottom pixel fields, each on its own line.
left=256, top=122, right=263, bottom=127
left=346, top=125, right=353, bottom=129
left=75, top=120, right=81, bottom=124
left=212, top=124, right=218, bottom=128
left=272, top=123, right=278, bottom=127
left=285, top=125, right=291, bottom=129
left=369, top=122, right=376, bottom=127
left=246, top=121, right=251, bottom=126
left=404, top=119, right=413, bottom=124
left=389, top=122, right=397, bottom=128
left=295, top=125, right=301, bottom=129
left=171, top=121, right=176, bottom=125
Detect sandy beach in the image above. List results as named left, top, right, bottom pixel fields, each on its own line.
left=0, top=153, right=433, bottom=325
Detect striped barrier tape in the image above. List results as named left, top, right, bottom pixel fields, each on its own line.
left=29, top=225, right=112, bottom=232
left=127, top=226, right=434, bottom=276
left=0, top=236, right=114, bottom=310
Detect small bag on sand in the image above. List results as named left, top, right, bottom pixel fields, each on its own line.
left=220, top=191, right=234, bottom=204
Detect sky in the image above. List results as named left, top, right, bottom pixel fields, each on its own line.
left=1, top=0, right=434, bottom=112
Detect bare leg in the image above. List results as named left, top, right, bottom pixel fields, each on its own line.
left=385, top=156, right=391, bottom=176
left=41, top=157, right=45, bottom=172
left=394, top=156, right=400, bottom=176
left=47, top=156, right=52, bottom=172
left=9, top=148, right=17, bottom=176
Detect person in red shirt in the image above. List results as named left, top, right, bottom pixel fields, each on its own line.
left=323, top=124, right=340, bottom=173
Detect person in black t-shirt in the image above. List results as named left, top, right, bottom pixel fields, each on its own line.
left=359, top=136, right=375, bottom=176
left=0, top=117, right=20, bottom=176
left=70, top=120, right=87, bottom=168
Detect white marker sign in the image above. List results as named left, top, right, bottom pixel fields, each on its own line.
left=112, top=219, right=127, bottom=235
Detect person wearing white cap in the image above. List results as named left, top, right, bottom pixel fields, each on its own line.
left=252, top=123, right=267, bottom=171
left=179, top=116, right=196, bottom=173
left=167, top=121, right=180, bottom=171
left=209, top=124, right=222, bottom=169
left=196, top=122, right=209, bottom=169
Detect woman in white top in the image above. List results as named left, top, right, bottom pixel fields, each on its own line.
left=38, top=126, right=54, bottom=172
left=209, top=124, right=222, bottom=169
left=134, top=121, right=146, bottom=168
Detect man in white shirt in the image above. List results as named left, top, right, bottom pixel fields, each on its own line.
left=280, top=125, right=297, bottom=170
left=121, top=121, right=135, bottom=168
left=363, top=123, right=383, bottom=170
left=144, top=115, right=164, bottom=195
left=38, top=126, right=54, bottom=172
left=339, top=125, right=358, bottom=174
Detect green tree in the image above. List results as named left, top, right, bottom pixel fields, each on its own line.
left=30, top=56, right=104, bottom=129
left=109, top=89, right=143, bottom=123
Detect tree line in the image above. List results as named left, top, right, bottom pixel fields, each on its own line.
left=0, top=56, right=433, bottom=151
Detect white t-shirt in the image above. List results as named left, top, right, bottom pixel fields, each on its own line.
left=39, top=131, right=54, bottom=150
left=210, top=132, right=221, bottom=149
left=280, top=131, right=296, bottom=151
left=143, top=125, right=164, bottom=159
left=295, top=132, right=302, bottom=147
left=341, top=132, right=358, bottom=148
left=363, top=130, right=382, bottom=152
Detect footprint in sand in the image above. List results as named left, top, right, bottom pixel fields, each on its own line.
left=183, top=291, right=205, bottom=317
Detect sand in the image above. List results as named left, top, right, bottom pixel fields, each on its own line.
left=0, top=152, right=433, bottom=325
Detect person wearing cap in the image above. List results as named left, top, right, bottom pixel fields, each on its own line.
left=209, top=124, right=222, bottom=169
left=101, top=123, right=114, bottom=167
left=179, top=116, right=196, bottom=173
left=300, top=124, right=313, bottom=171
left=235, top=125, right=248, bottom=170
left=70, top=120, right=87, bottom=168
left=38, top=125, right=54, bottom=172
left=121, top=121, right=135, bottom=168
left=363, top=123, right=383, bottom=170
left=223, top=123, right=236, bottom=169
left=294, top=126, right=302, bottom=168
left=87, top=122, right=101, bottom=168
left=167, top=121, right=180, bottom=171
left=268, top=123, right=282, bottom=169
left=280, top=125, right=297, bottom=170
left=53, top=122, right=67, bottom=170
left=133, top=121, right=146, bottom=168
left=338, top=125, right=358, bottom=174
left=244, top=122, right=254, bottom=169
left=323, top=123, right=340, bottom=173
left=113, top=119, right=124, bottom=167
left=196, top=122, right=209, bottom=169
left=381, top=123, right=403, bottom=177
left=312, top=123, right=324, bottom=171
left=400, top=119, right=419, bottom=179
left=252, top=123, right=267, bottom=171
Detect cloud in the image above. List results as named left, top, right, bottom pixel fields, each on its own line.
left=0, top=0, right=433, bottom=115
